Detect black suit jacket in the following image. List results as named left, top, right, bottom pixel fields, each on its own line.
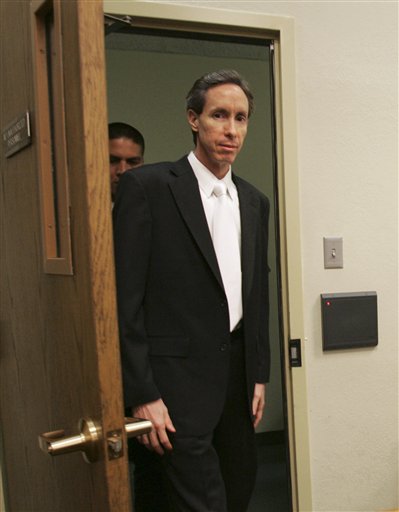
left=113, top=155, right=270, bottom=436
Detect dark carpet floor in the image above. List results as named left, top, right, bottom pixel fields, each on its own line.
left=247, top=441, right=291, bottom=512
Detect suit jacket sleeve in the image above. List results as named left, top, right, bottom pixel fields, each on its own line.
left=112, top=170, right=160, bottom=408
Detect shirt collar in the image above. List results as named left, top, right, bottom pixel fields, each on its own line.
left=188, top=151, right=236, bottom=199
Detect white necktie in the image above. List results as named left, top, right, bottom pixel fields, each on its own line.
left=212, top=182, right=242, bottom=331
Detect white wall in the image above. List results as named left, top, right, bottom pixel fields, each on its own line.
left=142, top=1, right=399, bottom=511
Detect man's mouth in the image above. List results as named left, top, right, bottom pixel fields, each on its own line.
left=220, top=144, right=237, bottom=150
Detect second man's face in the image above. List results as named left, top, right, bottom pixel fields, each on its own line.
left=109, top=137, right=143, bottom=200
left=188, top=83, right=249, bottom=179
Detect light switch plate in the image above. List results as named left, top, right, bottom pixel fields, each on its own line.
left=323, top=237, right=343, bottom=268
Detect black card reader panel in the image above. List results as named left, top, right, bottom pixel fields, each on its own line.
left=321, top=292, right=378, bottom=350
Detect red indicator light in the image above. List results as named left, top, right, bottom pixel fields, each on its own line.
left=326, top=301, right=331, bottom=306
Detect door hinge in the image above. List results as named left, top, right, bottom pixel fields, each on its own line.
left=289, top=339, right=302, bottom=367
left=104, top=13, right=134, bottom=36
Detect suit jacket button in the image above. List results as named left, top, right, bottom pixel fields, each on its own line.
left=220, top=342, right=227, bottom=351
left=221, top=301, right=227, bottom=308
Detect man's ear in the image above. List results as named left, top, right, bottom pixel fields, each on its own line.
left=187, top=109, right=199, bottom=133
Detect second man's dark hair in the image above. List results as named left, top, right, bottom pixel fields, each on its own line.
left=108, top=122, right=145, bottom=154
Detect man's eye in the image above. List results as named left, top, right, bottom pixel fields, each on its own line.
left=110, top=156, right=121, bottom=164
left=127, top=159, right=140, bottom=166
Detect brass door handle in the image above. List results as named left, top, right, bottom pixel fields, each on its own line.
left=124, top=416, right=153, bottom=437
left=38, top=416, right=152, bottom=463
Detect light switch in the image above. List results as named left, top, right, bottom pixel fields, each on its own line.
left=323, top=237, right=343, bottom=269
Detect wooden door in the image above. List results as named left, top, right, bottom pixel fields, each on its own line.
left=0, top=1, right=133, bottom=510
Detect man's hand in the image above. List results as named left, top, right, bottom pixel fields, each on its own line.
left=252, top=383, right=266, bottom=428
left=133, top=399, right=176, bottom=455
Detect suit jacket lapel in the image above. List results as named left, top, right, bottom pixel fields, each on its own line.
left=235, top=176, right=258, bottom=303
left=169, top=157, right=224, bottom=289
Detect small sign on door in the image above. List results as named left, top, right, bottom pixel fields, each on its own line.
left=2, top=111, right=32, bottom=158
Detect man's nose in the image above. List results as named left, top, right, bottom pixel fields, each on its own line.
left=116, top=160, right=129, bottom=174
left=225, top=119, right=237, bottom=137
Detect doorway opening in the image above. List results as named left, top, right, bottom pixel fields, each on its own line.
left=104, top=21, right=291, bottom=512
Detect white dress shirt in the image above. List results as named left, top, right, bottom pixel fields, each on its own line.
left=188, top=152, right=241, bottom=245
left=188, top=151, right=242, bottom=330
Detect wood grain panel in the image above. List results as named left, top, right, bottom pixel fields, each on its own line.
left=0, top=0, right=130, bottom=510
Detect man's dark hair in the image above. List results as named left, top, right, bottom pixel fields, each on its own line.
left=108, top=122, right=145, bottom=154
left=185, top=70, right=254, bottom=144
left=186, top=69, right=254, bottom=116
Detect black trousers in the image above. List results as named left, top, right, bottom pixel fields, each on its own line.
left=130, top=328, right=257, bottom=512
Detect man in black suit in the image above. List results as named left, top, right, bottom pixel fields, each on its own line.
left=113, top=69, right=270, bottom=512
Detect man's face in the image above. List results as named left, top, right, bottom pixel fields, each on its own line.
left=187, top=83, right=249, bottom=178
left=109, top=137, right=143, bottom=200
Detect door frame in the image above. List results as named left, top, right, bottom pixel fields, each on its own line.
left=103, top=2, right=312, bottom=511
